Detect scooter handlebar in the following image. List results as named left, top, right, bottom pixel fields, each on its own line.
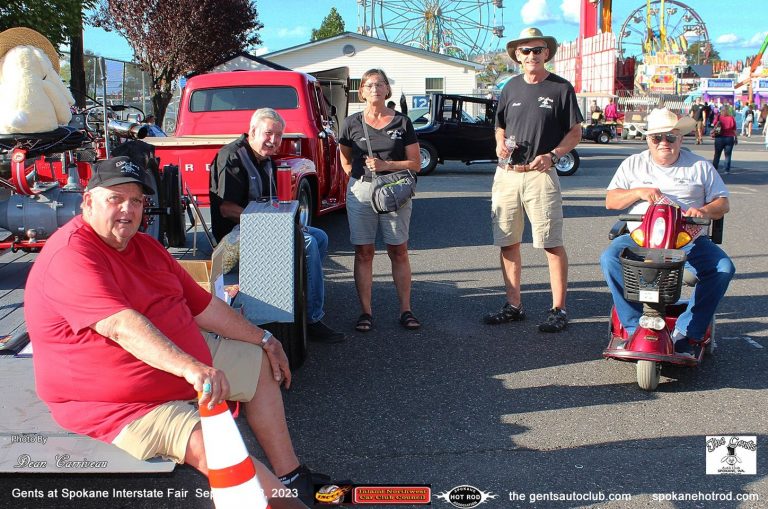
left=618, top=214, right=710, bottom=226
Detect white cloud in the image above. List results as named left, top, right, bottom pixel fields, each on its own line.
left=560, top=0, right=580, bottom=24
left=716, top=33, right=740, bottom=46
left=254, top=47, right=270, bottom=56
left=520, top=0, right=556, bottom=25
left=275, top=26, right=308, bottom=38
left=748, top=31, right=768, bottom=46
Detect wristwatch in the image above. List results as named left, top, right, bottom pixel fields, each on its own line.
left=549, top=150, right=560, bottom=165
left=260, top=330, right=273, bottom=348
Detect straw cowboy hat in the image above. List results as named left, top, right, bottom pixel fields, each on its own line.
left=643, top=107, right=696, bottom=136
left=0, top=27, right=61, bottom=72
left=506, top=27, right=558, bottom=64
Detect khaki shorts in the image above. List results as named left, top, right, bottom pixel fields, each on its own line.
left=346, top=177, right=412, bottom=246
left=491, top=165, right=564, bottom=249
left=112, top=334, right=263, bottom=463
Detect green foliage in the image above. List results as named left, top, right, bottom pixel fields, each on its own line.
left=311, top=7, right=345, bottom=42
left=0, top=0, right=95, bottom=47
left=686, top=41, right=721, bottom=65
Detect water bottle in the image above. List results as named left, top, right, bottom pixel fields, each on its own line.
left=501, top=135, right=517, bottom=166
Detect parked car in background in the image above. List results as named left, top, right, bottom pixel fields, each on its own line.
left=412, top=93, right=581, bottom=176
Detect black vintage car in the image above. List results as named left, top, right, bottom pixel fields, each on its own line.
left=582, top=122, right=615, bottom=144
left=410, top=93, right=581, bottom=176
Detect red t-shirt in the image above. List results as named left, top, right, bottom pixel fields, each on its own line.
left=24, top=216, right=213, bottom=442
left=717, top=115, right=737, bottom=137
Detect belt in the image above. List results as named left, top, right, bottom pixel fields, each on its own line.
left=501, top=164, right=532, bottom=173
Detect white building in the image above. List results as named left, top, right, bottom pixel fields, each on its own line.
left=263, top=32, right=484, bottom=114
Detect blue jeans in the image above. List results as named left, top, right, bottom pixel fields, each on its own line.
left=303, top=226, right=327, bottom=324
left=600, top=234, right=735, bottom=340
left=713, top=136, right=735, bottom=172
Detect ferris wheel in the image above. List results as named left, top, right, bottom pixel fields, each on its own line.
left=617, top=0, right=710, bottom=62
left=357, top=0, right=505, bottom=59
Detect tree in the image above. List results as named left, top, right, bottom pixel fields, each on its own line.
left=0, top=0, right=83, bottom=49
left=91, top=0, right=262, bottom=125
left=686, top=41, right=721, bottom=65
left=1, top=1, right=95, bottom=107
left=311, top=7, right=345, bottom=42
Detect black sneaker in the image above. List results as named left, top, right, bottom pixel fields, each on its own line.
left=482, top=303, right=525, bottom=325
left=674, top=338, right=696, bottom=358
left=279, top=464, right=331, bottom=506
left=538, top=307, right=567, bottom=333
left=307, top=320, right=346, bottom=343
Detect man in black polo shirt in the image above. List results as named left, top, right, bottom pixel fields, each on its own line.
left=689, top=97, right=706, bottom=144
left=210, top=108, right=344, bottom=344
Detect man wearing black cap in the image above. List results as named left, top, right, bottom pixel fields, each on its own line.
left=484, top=27, right=583, bottom=334
left=25, top=156, right=326, bottom=505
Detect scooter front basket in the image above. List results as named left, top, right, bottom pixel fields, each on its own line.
left=619, top=247, right=686, bottom=304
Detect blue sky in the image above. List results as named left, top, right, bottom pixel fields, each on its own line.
left=83, top=1, right=767, bottom=64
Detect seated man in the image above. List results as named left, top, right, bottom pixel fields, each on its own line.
left=210, top=108, right=344, bottom=343
left=24, top=156, right=324, bottom=505
left=599, top=108, right=735, bottom=356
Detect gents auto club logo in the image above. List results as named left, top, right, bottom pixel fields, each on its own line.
left=706, top=436, right=757, bottom=475
left=436, top=485, right=498, bottom=508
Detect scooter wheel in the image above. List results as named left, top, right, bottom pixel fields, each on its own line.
left=637, top=360, right=661, bottom=391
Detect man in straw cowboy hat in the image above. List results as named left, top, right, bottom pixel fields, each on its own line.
left=483, top=27, right=583, bottom=333
left=25, top=157, right=332, bottom=505
left=600, top=107, right=734, bottom=357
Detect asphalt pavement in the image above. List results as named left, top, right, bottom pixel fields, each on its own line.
left=2, top=137, right=766, bottom=509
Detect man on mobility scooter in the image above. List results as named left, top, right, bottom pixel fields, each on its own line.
left=600, top=108, right=735, bottom=359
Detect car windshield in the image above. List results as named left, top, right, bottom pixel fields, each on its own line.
left=190, top=86, right=299, bottom=112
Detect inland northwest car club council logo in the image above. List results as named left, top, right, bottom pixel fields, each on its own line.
left=436, top=485, right=498, bottom=508
left=706, top=436, right=757, bottom=475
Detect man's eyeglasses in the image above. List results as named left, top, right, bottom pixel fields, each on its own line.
left=364, top=82, right=388, bottom=89
left=517, top=46, right=547, bottom=55
left=649, top=133, right=680, bottom=144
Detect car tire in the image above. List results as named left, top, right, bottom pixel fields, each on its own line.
left=598, top=131, right=610, bottom=144
left=161, top=165, right=186, bottom=247
left=555, top=149, right=580, bottom=177
left=418, top=140, right=439, bottom=175
left=296, top=178, right=313, bottom=227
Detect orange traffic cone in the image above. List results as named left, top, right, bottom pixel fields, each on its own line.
left=199, top=397, right=269, bottom=509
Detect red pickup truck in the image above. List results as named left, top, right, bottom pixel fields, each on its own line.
left=146, top=69, right=349, bottom=225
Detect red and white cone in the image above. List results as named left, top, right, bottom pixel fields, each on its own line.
left=199, top=398, right=269, bottom=509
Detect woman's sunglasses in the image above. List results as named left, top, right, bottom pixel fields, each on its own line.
left=649, top=133, right=681, bottom=144
left=517, top=46, right=547, bottom=55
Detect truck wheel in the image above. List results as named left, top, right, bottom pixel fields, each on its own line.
left=264, top=225, right=308, bottom=370
left=161, top=165, right=186, bottom=247
left=418, top=140, right=439, bottom=175
left=142, top=170, right=162, bottom=242
left=555, top=149, right=580, bottom=177
left=598, top=131, right=610, bottom=144
left=297, top=179, right=313, bottom=227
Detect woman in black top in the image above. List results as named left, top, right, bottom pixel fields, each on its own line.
left=339, top=69, right=421, bottom=332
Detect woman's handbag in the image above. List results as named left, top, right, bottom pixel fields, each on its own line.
left=360, top=113, right=416, bottom=214
left=711, top=122, right=722, bottom=137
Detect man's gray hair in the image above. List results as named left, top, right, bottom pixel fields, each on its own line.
left=250, top=108, right=285, bottom=131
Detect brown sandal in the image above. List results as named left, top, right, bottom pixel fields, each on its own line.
left=399, top=311, right=421, bottom=330
left=355, top=313, right=373, bottom=332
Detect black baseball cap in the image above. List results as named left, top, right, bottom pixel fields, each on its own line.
left=86, top=156, right=155, bottom=195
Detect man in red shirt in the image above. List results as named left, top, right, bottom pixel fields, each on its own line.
left=24, top=156, right=323, bottom=504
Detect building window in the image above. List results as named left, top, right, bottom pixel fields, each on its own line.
left=425, top=77, right=444, bottom=95
left=350, top=78, right=362, bottom=103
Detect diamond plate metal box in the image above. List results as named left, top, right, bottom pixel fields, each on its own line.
left=239, top=200, right=298, bottom=324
